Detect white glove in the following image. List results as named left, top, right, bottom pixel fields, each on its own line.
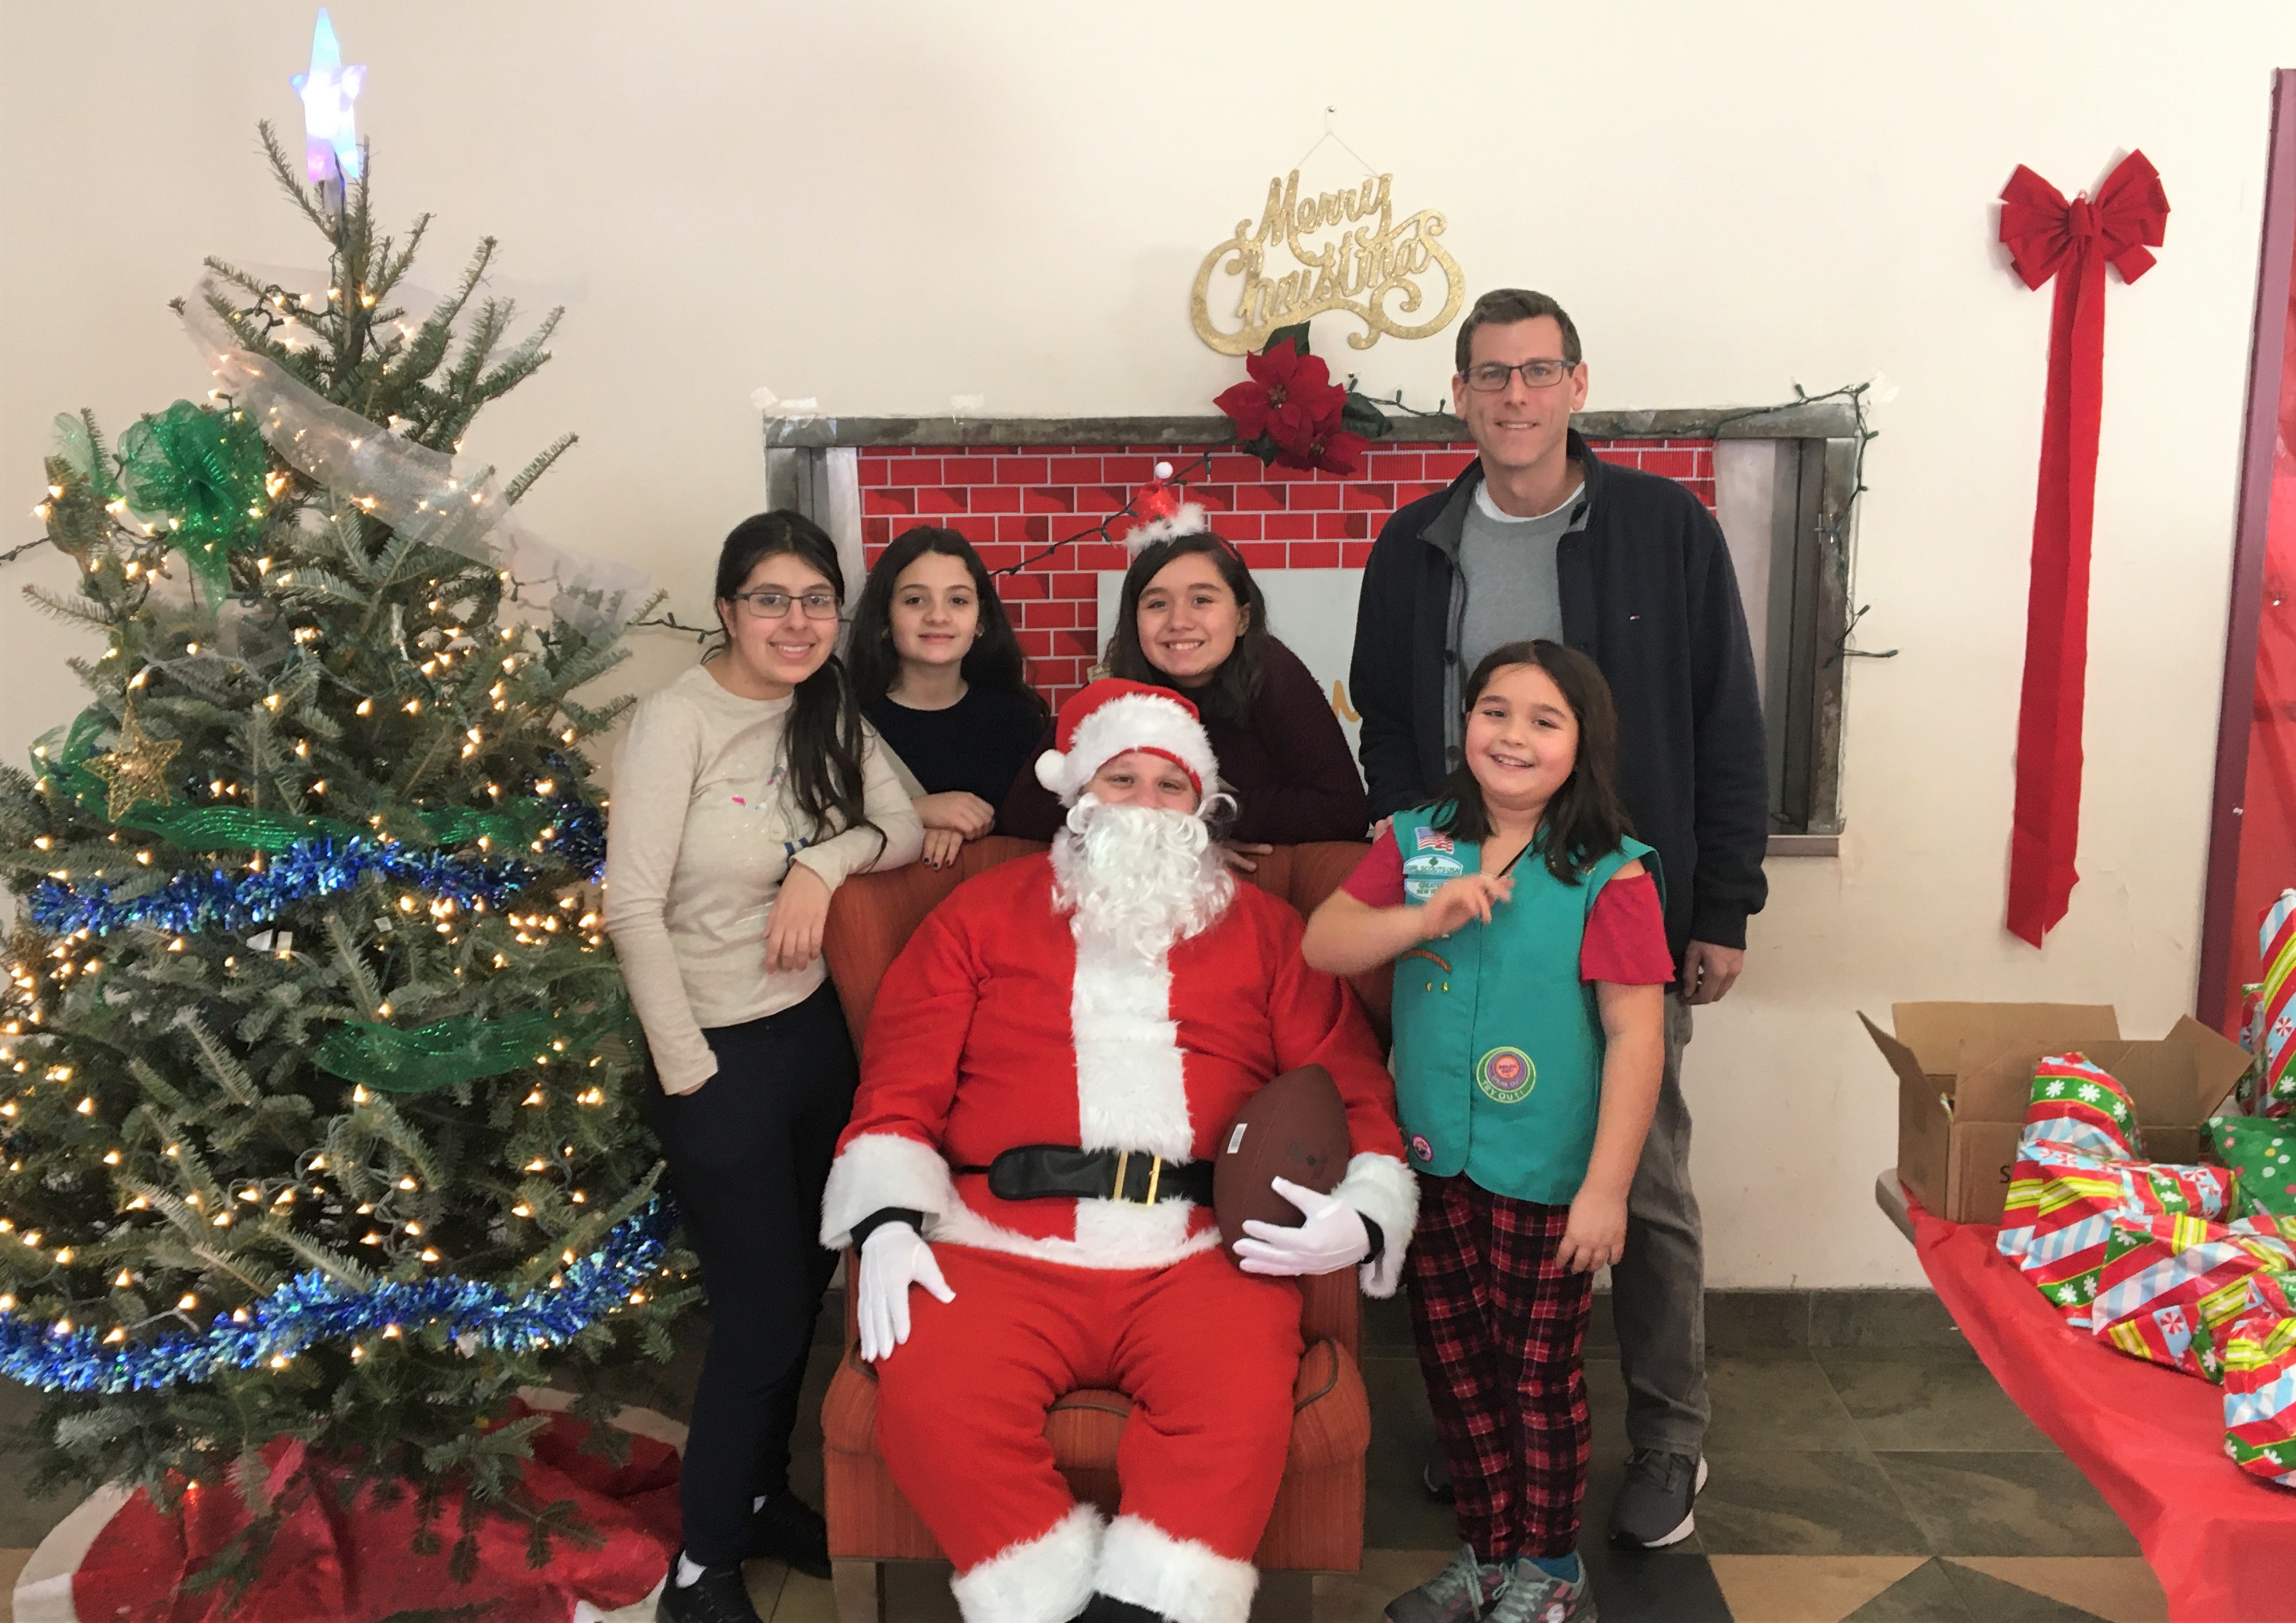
left=1234, top=1177, right=1372, bottom=1277
left=856, top=1222, right=955, bottom=1363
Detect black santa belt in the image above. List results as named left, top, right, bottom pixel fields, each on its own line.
left=958, top=1145, right=1216, bottom=1207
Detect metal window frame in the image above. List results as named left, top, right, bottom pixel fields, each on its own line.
left=1762, top=434, right=1860, bottom=838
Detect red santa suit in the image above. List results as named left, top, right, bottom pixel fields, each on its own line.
left=819, top=687, right=1415, bottom=1623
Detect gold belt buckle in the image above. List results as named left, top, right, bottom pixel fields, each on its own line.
left=1110, top=1151, right=1163, bottom=1205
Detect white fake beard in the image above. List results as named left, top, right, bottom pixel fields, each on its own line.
left=1050, top=798, right=1234, bottom=957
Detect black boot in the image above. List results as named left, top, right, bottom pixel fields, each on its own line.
left=656, top=1554, right=763, bottom=1623
left=1074, top=1596, right=1169, bottom=1622
left=746, top=1490, right=831, bottom=1579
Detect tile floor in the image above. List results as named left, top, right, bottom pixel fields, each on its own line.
left=0, top=1292, right=2168, bottom=1623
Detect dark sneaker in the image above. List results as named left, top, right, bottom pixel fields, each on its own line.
left=1385, top=1543, right=1505, bottom=1623
left=1423, top=1448, right=1456, bottom=1503
left=746, top=1490, right=830, bottom=1579
left=1606, top=1449, right=1708, bottom=1548
left=1486, top=1558, right=1597, bottom=1623
left=656, top=1556, right=763, bottom=1623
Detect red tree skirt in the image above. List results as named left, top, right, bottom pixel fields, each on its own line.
left=1910, top=1197, right=2296, bottom=1623
left=14, top=1391, right=680, bottom=1623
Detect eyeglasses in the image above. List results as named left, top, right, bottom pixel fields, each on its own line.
left=730, top=588, right=840, bottom=620
left=1462, top=359, right=1577, bottom=392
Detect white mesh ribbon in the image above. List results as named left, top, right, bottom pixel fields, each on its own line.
left=180, top=278, right=647, bottom=634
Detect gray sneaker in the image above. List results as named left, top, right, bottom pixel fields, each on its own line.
left=1606, top=1449, right=1707, bottom=1548
left=1384, top=1543, right=1505, bottom=1623
left=1485, top=1558, right=1598, bottom=1623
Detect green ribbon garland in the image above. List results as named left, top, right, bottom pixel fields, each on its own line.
left=410, top=802, right=557, bottom=849
left=86, top=799, right=555, bottom=856
left=119, top=804, right=359, bottom=851
left=116, top=400, right=271, bottom=601
left=315, top=1003, right=627, bottom=1094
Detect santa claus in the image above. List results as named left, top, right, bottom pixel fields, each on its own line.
left=818, top=677, right=1415, bottom=1623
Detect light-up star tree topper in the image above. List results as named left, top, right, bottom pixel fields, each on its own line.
left=290, top=9, right=366, bottom=214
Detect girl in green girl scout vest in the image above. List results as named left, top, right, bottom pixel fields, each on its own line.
left=1305, top=639, right=1670, bottom=1623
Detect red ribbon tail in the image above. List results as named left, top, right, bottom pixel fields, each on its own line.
left=2006, top=248, right=2109, bottom=946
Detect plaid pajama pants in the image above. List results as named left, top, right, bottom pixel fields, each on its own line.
left=1406, top=1173, right=1595, bottom=1561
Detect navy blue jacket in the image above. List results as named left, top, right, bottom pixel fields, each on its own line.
left=1348, top=432, right=1768, bottom=960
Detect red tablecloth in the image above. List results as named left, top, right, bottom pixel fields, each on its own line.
left=1910, top=1197, right=2296, bottom=1623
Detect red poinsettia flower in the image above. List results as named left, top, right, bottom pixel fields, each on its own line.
left=1275, top=425, right=1368, bottom=478
left=1215, top=344, right=1346, bottom=450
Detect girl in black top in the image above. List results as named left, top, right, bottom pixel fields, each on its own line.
left=849, top=526, right=1048, bottom=869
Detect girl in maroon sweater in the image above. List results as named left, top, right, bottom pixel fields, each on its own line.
left=998, top=528, right=1369, bottom=853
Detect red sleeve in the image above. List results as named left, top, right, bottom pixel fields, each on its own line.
left=1580, top=869, right=1675, bottom=985
left=818, top=890, right=983, bottom=1247
left=1339, top=825, right=1406, bottom=906
left=839, top=901, right=977, bottom=1153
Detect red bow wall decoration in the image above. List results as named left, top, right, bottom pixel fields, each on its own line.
left=1999, top=151, right=2170, bottom=946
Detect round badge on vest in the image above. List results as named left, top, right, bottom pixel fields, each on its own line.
left=1475, top=1046, right=1536, bottom=1105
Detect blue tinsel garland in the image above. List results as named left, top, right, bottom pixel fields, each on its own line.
left=25, top=802, right=607, bottom=939
left=0, top=1199, right=669, bottom=1395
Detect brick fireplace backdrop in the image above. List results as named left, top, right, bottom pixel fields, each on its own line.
left=857, top=437, right=1719, bottom=705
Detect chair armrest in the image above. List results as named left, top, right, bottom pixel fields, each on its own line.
left=1298, top=1268, right=1361, bottom=1360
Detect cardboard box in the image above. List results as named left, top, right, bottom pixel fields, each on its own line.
left=1860, top=1003, right=2251, bottom=1225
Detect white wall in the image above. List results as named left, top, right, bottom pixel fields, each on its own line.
left=6, top=1, right=2294, bottom=1286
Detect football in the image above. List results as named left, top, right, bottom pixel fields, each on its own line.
left=1214, top=1063, right=1352, bottom=1264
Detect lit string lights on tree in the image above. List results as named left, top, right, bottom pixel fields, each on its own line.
left=0, top=1200, right=669, bottom=1395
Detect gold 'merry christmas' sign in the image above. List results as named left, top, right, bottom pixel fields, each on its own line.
left=1191, top=169, right=1464, bottom=355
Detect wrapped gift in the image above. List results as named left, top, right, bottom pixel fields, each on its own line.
left=2009, top=1161, right=2244, bottom=1329
left=2000, top=1144, right=2107, bottom=1262
left=2019, top=1052, right=2145, bottom=1161
left=2000, top=1054, right=2148, bottom=1263
left=2092, top=1213, right=2296, bottom=1381
left=2011, top=1161, right=2153, bottom=1328
left=2222, top=1294, right=2296, bottom=1487
left=2235, top=1212, right=2296, bottom=1245
left=2257, top=890, right=2296, bottom=1118
left=2236, top=981, right=2269, bottom=1113
left=2126, top=1161, right=2239, bottom=1221
left=2211, top=1114, right=2296, bottom=1219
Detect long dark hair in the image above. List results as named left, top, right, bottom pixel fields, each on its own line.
left=846, top=526, right=1045, bottom=716
left=1430, top=639, right=1634, bottom=884
left=1104, top=531, right=1270, bottom=725
left=710, top=511, right=876, bottom=846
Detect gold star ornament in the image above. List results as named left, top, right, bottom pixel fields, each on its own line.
left=85, top=706, right=181, bottom=821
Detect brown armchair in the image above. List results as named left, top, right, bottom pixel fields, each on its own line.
left=816, top=837, right=1388, bottom=1621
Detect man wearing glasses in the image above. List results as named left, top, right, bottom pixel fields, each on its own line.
left=1349, top=288, right=1768, bottom=1554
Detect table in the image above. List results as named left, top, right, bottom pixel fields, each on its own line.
left=1874, top=1168, right=2296, bottom=1623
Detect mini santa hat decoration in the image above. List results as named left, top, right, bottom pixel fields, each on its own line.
left=1035, top=677, right=1220, bottom=805
left=1125, top=461, right=1208, bottom=553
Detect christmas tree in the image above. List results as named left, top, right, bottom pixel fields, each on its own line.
left=0, top=126, right=692, bottom=1590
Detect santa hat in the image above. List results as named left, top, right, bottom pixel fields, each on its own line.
left=1124, top=460, right=1209, bottom=553
left=1034, top=678, right=1220, bottom=806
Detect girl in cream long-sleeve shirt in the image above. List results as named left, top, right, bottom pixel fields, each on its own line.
left=604, top=661, right=920, bottom=1092
left=604, top=512, right=919, bottom=1620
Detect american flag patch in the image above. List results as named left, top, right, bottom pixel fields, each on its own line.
left=1415, top=827, right=1455, bottom=854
